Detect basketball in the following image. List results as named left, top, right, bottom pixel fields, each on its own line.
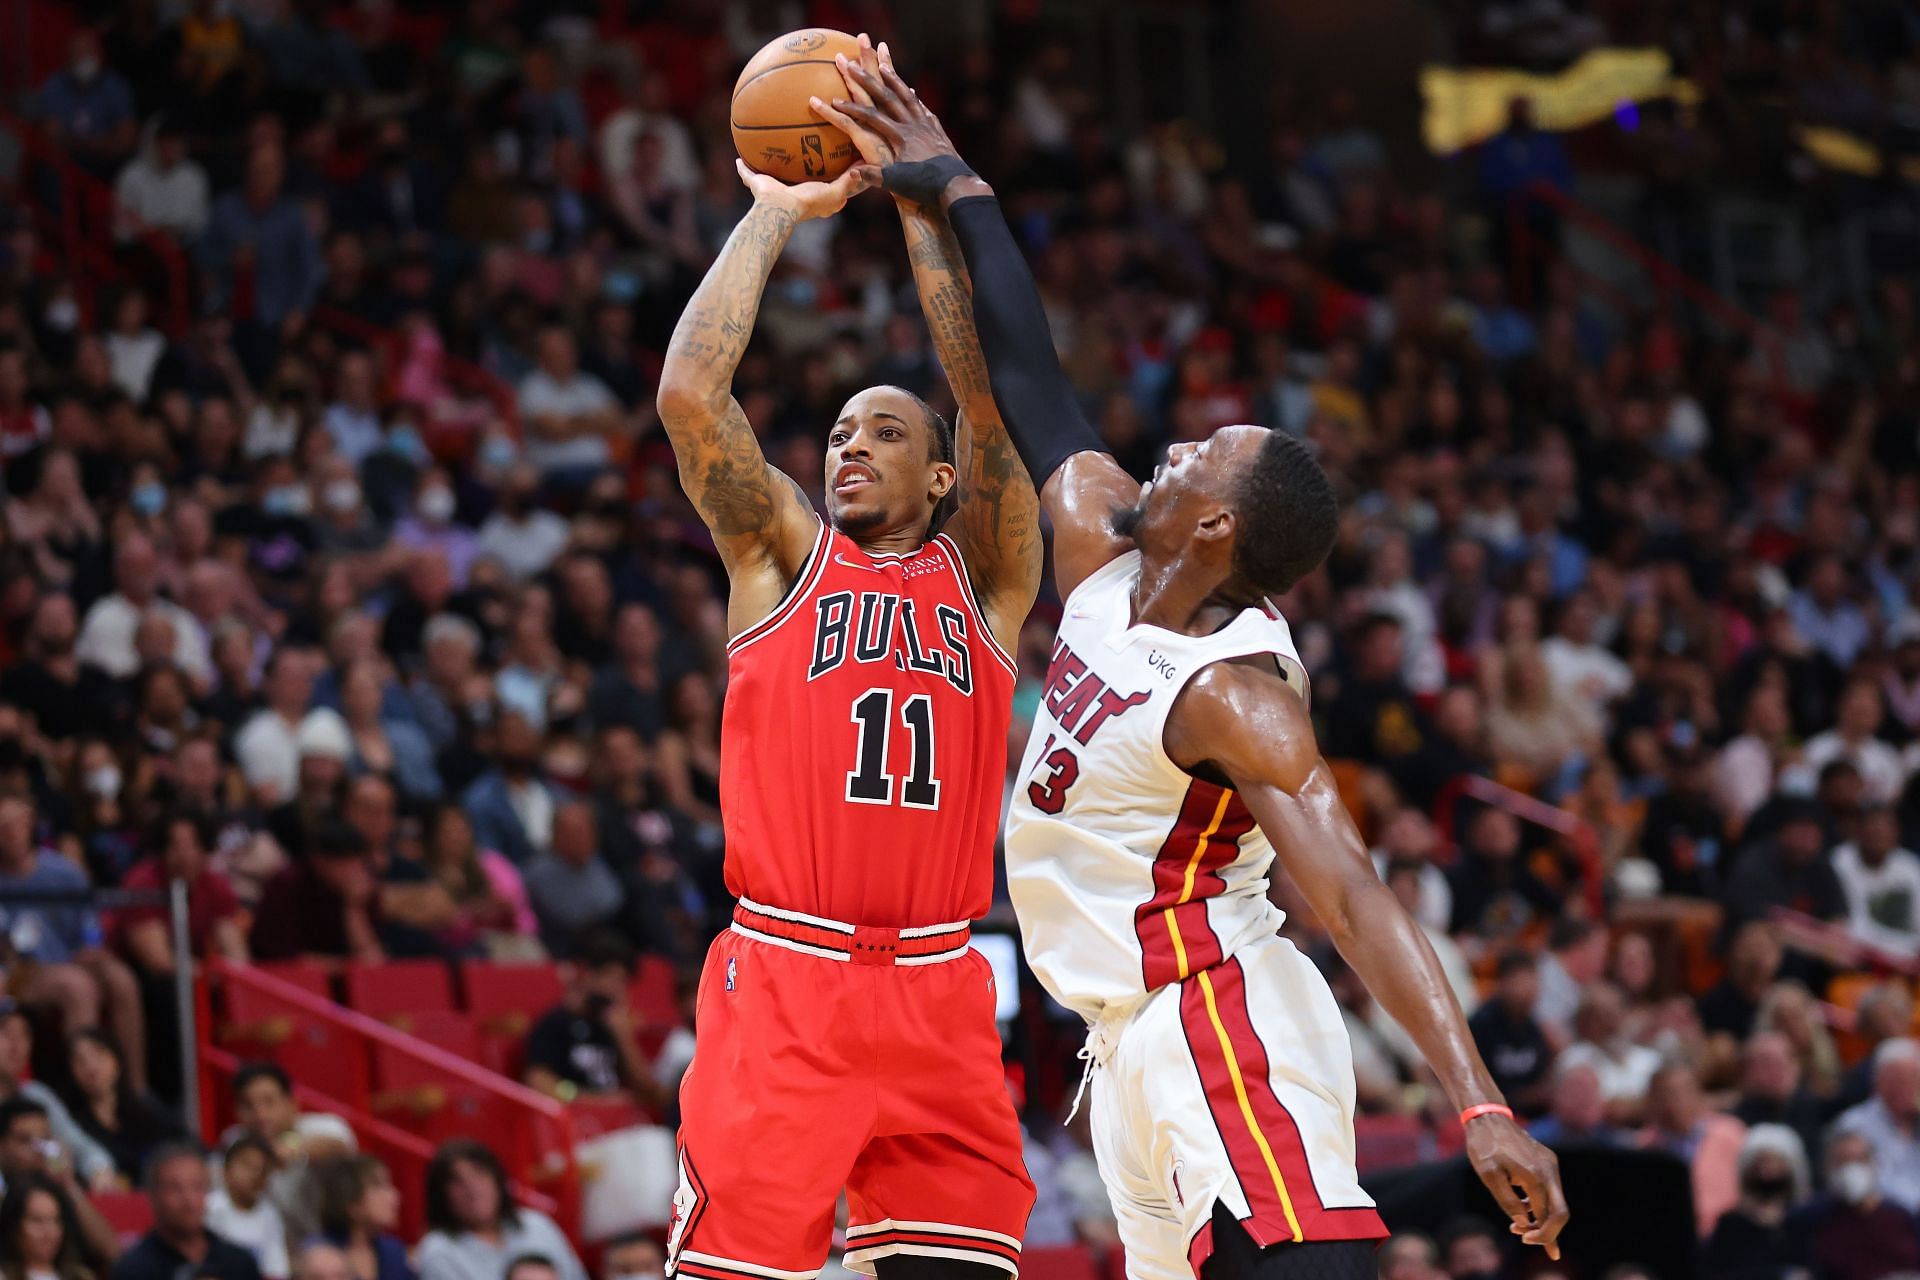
left=731, top=28, right=863, bottom=184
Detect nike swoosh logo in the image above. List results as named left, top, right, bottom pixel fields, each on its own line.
left=834, top=555, right=881, bottom=572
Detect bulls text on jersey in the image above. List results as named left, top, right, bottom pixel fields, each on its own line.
left=808, top=590, right=975, bottom=694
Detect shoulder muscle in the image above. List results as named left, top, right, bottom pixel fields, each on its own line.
left=1165, top=658, right=1318, bottom=795
left=1041, top=452, right=1142, bottom=597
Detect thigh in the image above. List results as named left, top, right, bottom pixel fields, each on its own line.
left=844, top=953, right=1033, bottom=1277
left=17, top=962, right=91, bottom=1008
left=1112, top=950, right=1386, bottom=1267
left=670, top=934, right=873, bottom=1280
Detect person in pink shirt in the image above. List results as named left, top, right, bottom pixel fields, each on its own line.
left=420, top=803, right=540, bottom=960
left=1638, top=1059, right=1749, bottom=1235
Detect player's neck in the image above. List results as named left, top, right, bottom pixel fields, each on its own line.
left=842, top=522, right=929, bottom=558
left=1131, top=555, right=1241, bottom=636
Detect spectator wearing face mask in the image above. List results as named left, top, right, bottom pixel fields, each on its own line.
left=393, top=473, right=477, bottom=590
left=1832, top=1037, right=1920, bottom=1213
left=1789, top=1130, right=1920, bottom=1280
left=1700, top=1124, right=1810, bottom=1280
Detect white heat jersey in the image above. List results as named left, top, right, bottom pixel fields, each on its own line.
left=1006, top=551, right=1309, bottom=1025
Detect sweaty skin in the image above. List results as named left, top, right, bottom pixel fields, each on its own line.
left=831, top=45, right=1571, bottom=1259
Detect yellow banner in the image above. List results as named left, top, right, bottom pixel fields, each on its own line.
left=1421, top=48, right=1698, bottom=154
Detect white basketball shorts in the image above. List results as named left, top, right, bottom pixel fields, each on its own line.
left=1085, top=935, right=1388, bottom=1279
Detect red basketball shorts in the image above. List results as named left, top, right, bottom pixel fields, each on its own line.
left=668, top=900, right=1035, bottom=1278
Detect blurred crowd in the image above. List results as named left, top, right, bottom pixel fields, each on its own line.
left=4, top=0, right=1920, bottom=1276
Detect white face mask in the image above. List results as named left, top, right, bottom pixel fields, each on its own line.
left=85, top=765, right=121, bottom=799
left=324, top=480, right=362, bottom=514
left=419, top=487, right=456, bottom=524
left=1833, top=1160, right=1877, bottom=1206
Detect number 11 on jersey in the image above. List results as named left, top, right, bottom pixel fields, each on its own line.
left=846, top=688, right=941, bottom=810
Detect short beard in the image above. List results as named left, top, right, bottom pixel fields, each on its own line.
left=1111, top=502, right=1146, bottom=543
left=832, top=506, right=889, bottom=538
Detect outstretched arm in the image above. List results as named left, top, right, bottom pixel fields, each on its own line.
left=899, top=206, right=1042, bottom=651
left=827, top=52, right=1138, bottom=598
left=1166, top=663, right=1571, bottom=1260
left=821, top=37, right=1040, bottom=649
left=656, top=163, right=870, bottom=628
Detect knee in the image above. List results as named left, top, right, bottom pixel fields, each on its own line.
left=93, top=956, right=139, bottom=1003
left=45, top=965, right=101, bottom=1017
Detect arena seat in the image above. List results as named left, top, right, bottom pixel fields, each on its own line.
left=223, top=960, right=334, bottom=1047
left=1828, top=971, right=1894, bottom=1013
left=371, top=1011, right=482, bottom=1091
left=465, top=963, right=566, bottom=1075
left=91, top=1190, right=152, bottom=1244
left=344, top=959, right=456, bottom=1025
left=272, top=1015, right=367, bottom=1105
left=630, top=955, right=681, bottom=1027
left=1352, top=1113, right=1427, bottom=1173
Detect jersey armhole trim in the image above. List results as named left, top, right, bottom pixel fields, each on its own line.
left=1150, top=644, right=1308, bottom=789
left=932, top=532, right=1018, bottom=678
left=724, top=519, right=830, bottom=657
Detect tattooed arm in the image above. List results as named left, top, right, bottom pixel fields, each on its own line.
left=656, top=161, right=871, bottom=634
left=898, top=206, right=1041, bottom=655
left=818, top=35, right=1039, bottom=651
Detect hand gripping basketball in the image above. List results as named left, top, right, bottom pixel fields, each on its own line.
left=810, top=42, right=975, bottom=207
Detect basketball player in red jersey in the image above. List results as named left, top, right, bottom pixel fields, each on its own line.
left=821, top=47, right=1569, bottom=1280
left=652, top=68, right=1042, bottom=1280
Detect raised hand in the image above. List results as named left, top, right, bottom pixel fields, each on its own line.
left=816, top=41, right=971, bottom=206
left=813, top=33, right=894, bottom=167
left=1465, top=1115, right=1571, bottom=1260
left=733, top=157, right=875, bottom=223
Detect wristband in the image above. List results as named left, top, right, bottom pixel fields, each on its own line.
left=881, top=156, right=976, bottom=207
left=1460, top=1103, right=1514, bottom=1125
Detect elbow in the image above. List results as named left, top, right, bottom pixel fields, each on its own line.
left=654, top=373, right=712, bottom=425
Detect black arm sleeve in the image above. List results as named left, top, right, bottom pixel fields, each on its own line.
left=945, top=194, right=1108, bottom=486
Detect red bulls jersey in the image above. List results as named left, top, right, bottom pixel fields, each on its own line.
left=719, top=521, right=1016, bottom=926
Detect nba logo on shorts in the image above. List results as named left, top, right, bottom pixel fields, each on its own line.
left=725, top=956, right=737, bottom=991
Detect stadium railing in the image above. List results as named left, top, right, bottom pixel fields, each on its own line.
left=0, top=108, right=192, bottom=335
left=1434, top=771, right=1605, bottom=918
left=1510, top=178, right=1779, bottom=356
left=197, top=959, right=582, bottom=1241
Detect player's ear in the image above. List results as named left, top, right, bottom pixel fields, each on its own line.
left=927, top=460, right=957, bottom=503
left=1195, top=505, right=1235, bottom=548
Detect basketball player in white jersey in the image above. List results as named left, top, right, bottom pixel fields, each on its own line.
left=821, top=49, right=1569, bottom=1280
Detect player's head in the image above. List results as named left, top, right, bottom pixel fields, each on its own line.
left=1115, top=426, right=1338, bottom=601
left=824, top=385, right=956, bottom=542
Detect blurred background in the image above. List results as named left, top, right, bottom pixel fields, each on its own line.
left=5, top=1, right=1920, bottom=1278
